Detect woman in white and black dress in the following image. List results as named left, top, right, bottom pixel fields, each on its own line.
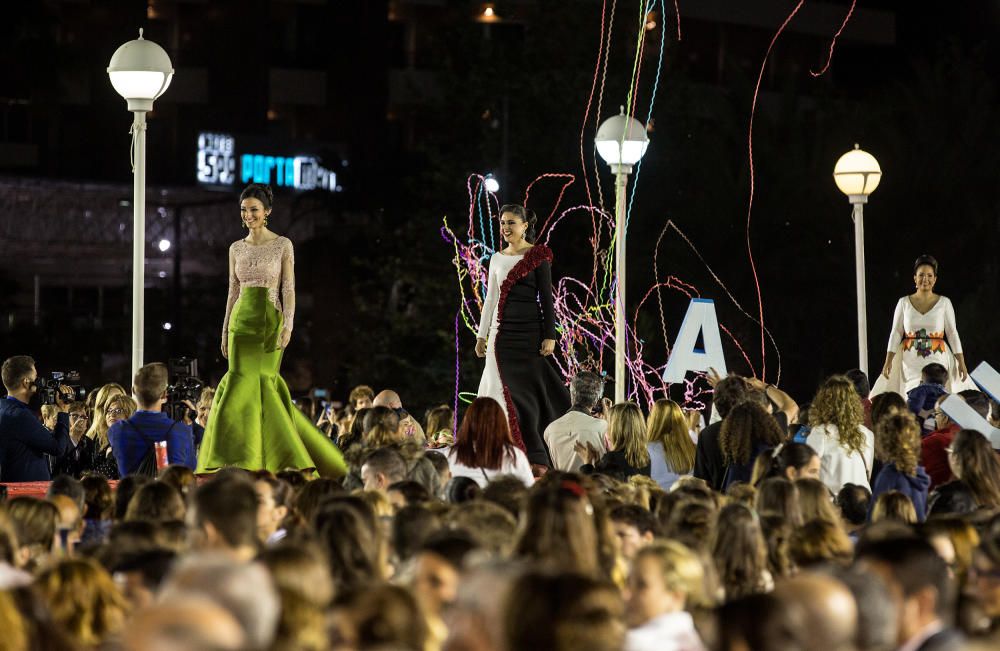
left=475, top=205, right=570, bottom=469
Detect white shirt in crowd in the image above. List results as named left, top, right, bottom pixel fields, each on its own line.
left=447, top=446, right=534, bottom=487
left=805, top=422, right=875, bottom=493
left=543, top=409, right=609, bottom=472
left=626, top=611, right=705, bottom=651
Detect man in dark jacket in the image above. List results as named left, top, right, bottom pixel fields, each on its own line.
left=0, top=355, right=73, bottom=482
left=856, top=536, right=964, bottom=651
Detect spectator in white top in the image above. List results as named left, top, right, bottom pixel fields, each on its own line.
left=447, top=397, right=533, bottom=487
left=543, top=371, right=609, bottom=472
left=806, top=375, right=875, bottom=493
left=625, top=540, right=707, bottom=651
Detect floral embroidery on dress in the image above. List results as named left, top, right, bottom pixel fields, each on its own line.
left=902, top=329, right=946, bottom=358
left=222, top=237, right=296, bottom=335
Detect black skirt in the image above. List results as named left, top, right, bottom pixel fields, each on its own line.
left=495, top=259, right=570, bottom=466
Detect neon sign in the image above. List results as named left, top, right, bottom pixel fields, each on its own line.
left=197, top=132, right=341, bottom=192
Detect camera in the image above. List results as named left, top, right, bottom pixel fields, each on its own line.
left=165, top=357, right=203, bottom=422
left=34, top=371, right=87, bottom=406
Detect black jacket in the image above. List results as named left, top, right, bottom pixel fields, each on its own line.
left=0, top=397, right=72, bottom=482
left=50, top=435, right=95, bottom=479
left=581, top=449, right=651, bottom=482
left=693, top=421, right=725, bottom=490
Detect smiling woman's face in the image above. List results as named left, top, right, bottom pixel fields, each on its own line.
left=914, top=264, right=937, bottom=292
left=241, top=198, right=269, bottom=228
left=499, top=211, right=528, bottom=243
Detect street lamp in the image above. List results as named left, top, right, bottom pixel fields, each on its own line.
left=596, top=106, right=650, bottom=403
left=108, top=28, right=174, bottom=379
left=483, top=174, right=500, bottom=193
left=834, top=144, right=882, bottom=376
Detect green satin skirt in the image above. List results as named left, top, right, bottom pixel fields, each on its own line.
left=196, top=287, right=346, bottom=477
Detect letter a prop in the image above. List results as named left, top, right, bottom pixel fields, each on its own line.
left=663, top=299, right=727, bottom=384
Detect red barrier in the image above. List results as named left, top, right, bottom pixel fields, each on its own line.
left=2, top=481, right=120, bottom=500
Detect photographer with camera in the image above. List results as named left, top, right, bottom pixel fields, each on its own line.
left=109, top=362, right=196, bottom=477
left=0, top=355, right=73, bottom=482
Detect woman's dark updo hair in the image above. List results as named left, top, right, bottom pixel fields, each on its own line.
left=913, top=254, right=938, bottom=275
left=760, top=442, right=818, bottom=483
left=240, top=183, right=274, bottom=211
left=499, top=204, right=538, bottom=243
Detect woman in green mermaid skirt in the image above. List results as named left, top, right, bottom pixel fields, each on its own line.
left=196, top=184, right=346, bottom=477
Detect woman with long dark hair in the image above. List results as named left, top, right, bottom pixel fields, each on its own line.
left=751, top=442, right=820, bottom=485
left=938, top=429, right=1000, bottom=510
left=197, top=184, right=346, bottom=477
left=512, top=477, right=607, bottom=578
left=719, top=401, right=784, bottom=488
left=475, top=204, right=570, bottom=469
left=712, top=503, right=772, bottom=600
left=447, top=397, right=534, bottom=487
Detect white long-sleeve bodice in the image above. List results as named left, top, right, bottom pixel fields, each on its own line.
left=477, top=253, right=523, bottom=339
left=222, top=236, right=296, bottom=336
left=885, top=295, right=962, bottom=354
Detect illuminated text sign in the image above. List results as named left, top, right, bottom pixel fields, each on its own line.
left=197, top=132, right=341, bottom=192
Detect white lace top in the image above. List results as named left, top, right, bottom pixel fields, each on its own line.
left=222, top=236, right=296, bottom=337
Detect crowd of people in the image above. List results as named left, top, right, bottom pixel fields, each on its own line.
left=2, top=350, right=1000, bottom=650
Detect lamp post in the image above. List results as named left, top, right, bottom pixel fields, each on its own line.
left=834, top=144, right=882, bottom=376
left=595, top=107, right=650, bottom=403
left=107, top=29, right=174, bottom=379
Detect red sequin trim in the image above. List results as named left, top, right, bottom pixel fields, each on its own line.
left=493, top=245, right=553, bottom=453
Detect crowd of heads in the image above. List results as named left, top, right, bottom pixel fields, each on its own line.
left=3, top=358, right=1000, bottom=650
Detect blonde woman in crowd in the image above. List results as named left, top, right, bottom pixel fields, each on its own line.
left=84, top=383, right=127, bottom=476
left=576, top=402, right=652, bottom=480
left=90, top=393, right=137, bottom=478
left=196, top=386, right=215, bottom=428
left=84, top=383, right=127, bottom=448
left=35, top=558, right=129, bottom=648
left=645, top=400, right=696, bottom=490
left=625, top=540, right=707, bottom=651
